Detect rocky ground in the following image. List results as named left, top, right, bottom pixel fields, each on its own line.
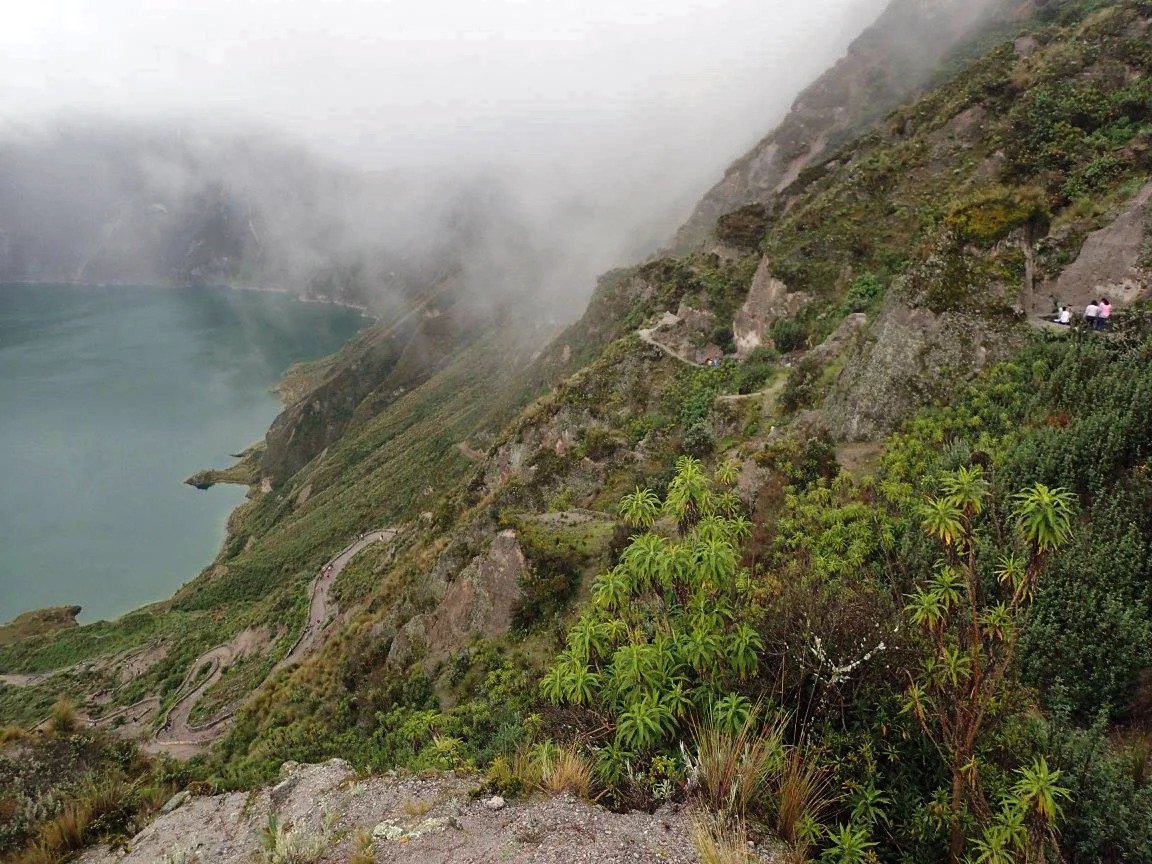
left=77, top=760, right=782, bottom=864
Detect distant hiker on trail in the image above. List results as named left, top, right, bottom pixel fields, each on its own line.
left=1098, top=297, right=1112, bottom=330
left=1055, top=305, right=1071, bottom=325
left=1084, top=300, right=1099, bottom=329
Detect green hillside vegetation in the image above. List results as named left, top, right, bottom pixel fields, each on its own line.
left=3, top=1, right=1152, bottom=862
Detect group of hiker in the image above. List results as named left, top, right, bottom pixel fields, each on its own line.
left=1054, top=297, right=1112, bottom=329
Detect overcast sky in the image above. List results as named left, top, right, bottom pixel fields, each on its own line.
left=0, top=0, right=889, bottom=296
left=1, top=0, right=885, bottom=170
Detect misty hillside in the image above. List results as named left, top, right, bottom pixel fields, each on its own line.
left=0, top=126, right=582, bottom=314
left=3, top=0, right=1152, bottom=862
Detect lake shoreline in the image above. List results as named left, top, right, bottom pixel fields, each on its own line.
left=0, top=279, right=379, bottom=321
left=0, top=282, right=369, bottom=625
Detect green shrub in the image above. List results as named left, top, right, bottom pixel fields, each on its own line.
left=840, top=273, right=886, bottom=314
left=737, top=347, right=777, bottom=394
left=779, top=358, right=826, bottom=413
left=771, top=317, right=808, bottom=353
left=1040, top=707, right=1152, bottom=863
left=512, top=551, right=581, bottom=631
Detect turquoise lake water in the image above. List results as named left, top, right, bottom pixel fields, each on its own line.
left=0, top=283, right=368, bottom=624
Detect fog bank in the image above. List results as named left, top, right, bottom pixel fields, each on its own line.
left=0, top=0, right=890, bottom=314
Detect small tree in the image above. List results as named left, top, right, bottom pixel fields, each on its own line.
left=903, top=467, right=1074, bottom=863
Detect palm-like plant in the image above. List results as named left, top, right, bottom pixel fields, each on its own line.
left=920, top=497, right=965, bottom=547
left=563, top=665, right=602, bottom=706
left=940, top=645, right=972, bottom=687
left=695, top=536, right=738, bottom=591
left=821, top=823, right=878, bottom=864
left=728, top=623, right=763, bottom=681
left=713, top=489, right=744, bottom=519
left=711, top=693, right=753, bottom=736
left=995, top=554, right=1027, bottom=596
left=622, top=532, right=666, bottom=591
left=592, top=566, right=632, bottom=611
left=908, top=477, right=1074, bottom=864
left=616, top=692, right=671, bottom=750
left=609, top=642, right=651, bottom=694
left=1011, top=483, right=1075, bottom=553
left=941, top=464, right=989, bottom=516
left=597, top=618, right=628, bottom=650
left=979, top=603, right=1013, bottom=642
left=619, top=487, right=661, bottom=529
left=661, top=678, right=694, bottom=720
left=566, top=615, right=601, bottom=663
left=540, top=663, right=567, bottom=705
left=930, top=565, right=964, bottom=611
left=679, top=627, right=724, bottom=675
left=1012, top=757, right=1069, bottom=825
left=905, top=587, right=946, bottom=633
left=665, top=456, right=713, bottom=532
left=714, top=459, right=741, bottom=488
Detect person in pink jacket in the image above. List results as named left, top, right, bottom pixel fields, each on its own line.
left=1097, top=297, right=1112, bottom=330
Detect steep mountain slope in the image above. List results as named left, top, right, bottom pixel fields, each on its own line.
left=4, top=1, right=1152, bottom=861
left=673, top=0, right=1027, bottom=249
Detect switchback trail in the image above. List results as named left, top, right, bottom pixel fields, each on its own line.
left=146, top=528, right=397, bottom=758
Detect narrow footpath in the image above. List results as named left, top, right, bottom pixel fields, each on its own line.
left=141, top=528, right=395, bottom=758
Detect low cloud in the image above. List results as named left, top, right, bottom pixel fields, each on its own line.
left=0, top=0, right=890, bottom=313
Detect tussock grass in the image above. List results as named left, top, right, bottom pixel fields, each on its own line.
left=348, top=827, right=375, bottom=864
left=0, top=724, right=29, bottom=747
left=401, top=797, right=432, bottom=817
left=539, top=745, right=595, bottom=798
left=689, top=813, right=754, bottom=864
left=774, top=750, right=833, bottom=849
left=687, top=711, right=786, bottom=817
left=37, top=799, right=91, bottom=855
left=48, top=698, right=79, bottom=735
left=258, top=813, right=336, bottom=864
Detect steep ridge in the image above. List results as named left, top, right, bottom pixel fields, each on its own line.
left=4, top=2, right=1152, bottom=861
left=673, top=0, right=1030, bottom=249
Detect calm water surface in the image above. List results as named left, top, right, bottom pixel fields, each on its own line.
left=0, top=283, right=367, bottom=623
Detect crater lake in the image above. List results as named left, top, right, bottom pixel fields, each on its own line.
left=0, top=283, right=368, bottom=624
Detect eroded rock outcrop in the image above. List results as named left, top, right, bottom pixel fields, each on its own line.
left=732, top=257, right=811, bottom=357
left=1045, top=181, right=1152, bottom=311
left=820, top=301, right=1020, bottom=441
left=387, top=530, right=526, bottom=673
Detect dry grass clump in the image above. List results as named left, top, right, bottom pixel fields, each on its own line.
left=48, top=699, right=79, bottom=735
left=0, top=724, right=30, bottom=747
left=687, top=712, right=786, bottom=817
left=685, top=711, right=833, bottom=862
left=539, top=745, right=595, bottom=798
left=257, top=813, right=335, bottom=864
left=487, top=742, right=597, bottom=800
left=689, top=813, right=754, bottom=864
left=347, top=827, right=375, bottom=864
left=400, top=797, right=433, bottom=817
left=37, top=799, right=91, bottom=854
left=774, top=750, right=833, bottom=857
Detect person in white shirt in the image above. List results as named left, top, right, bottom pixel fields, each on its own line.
left=1055, top=305, right=1071, bottom=325
left=1084, top=301, right=1099, bottom=328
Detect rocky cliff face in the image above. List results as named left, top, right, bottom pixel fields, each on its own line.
left=674, top=0, right=1025, bottom=250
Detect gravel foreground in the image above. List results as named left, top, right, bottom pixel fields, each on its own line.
left=77, top=759, right=784, bottom=864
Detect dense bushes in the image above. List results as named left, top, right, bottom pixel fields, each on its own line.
left=715, top=203, right=771, bottom=249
